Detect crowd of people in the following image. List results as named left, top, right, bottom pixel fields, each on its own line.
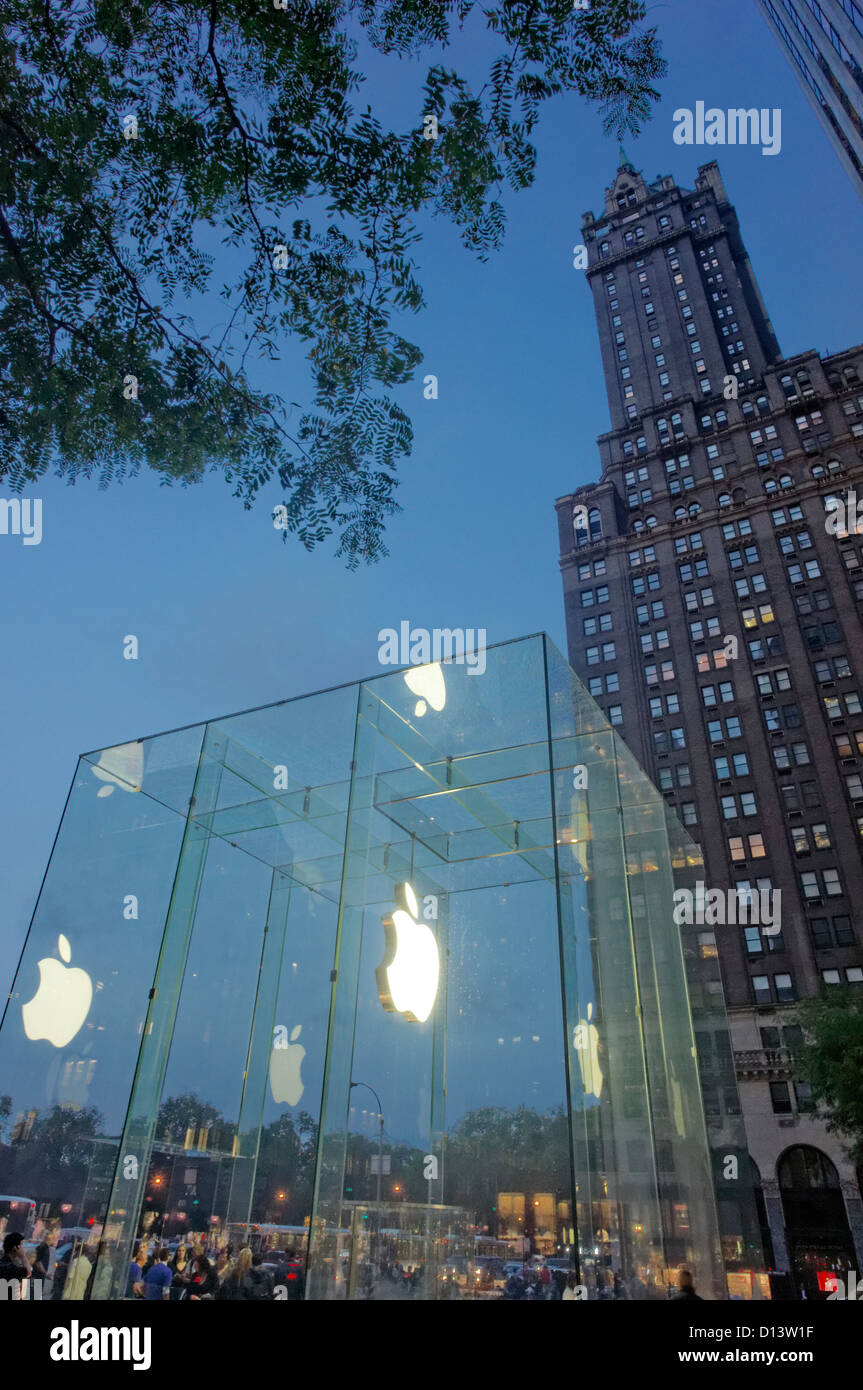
left=125, top=1241, right=302, bottom=1301
left=503, top=1265, right=697, bottom=1300
left=0, top=1226, right=702, bottom=1302
left=0, top=1228, right=305, bottom=1301
left=361, top=1258, right=423, bottom=1297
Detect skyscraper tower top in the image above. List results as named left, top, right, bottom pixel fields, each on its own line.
left=580, top=161, right=781, bottom=434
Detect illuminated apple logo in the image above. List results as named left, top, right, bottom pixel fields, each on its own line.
left=91, top=742, right=143, bottom=798
left=573, top=1003, right=604, bottom=1099
left=403, top=664, right=446, bottom=718
left=22, top=934, right=93, bottom=1048
left=376, top=882, right=440, bottom=1023
left=269, top=1024, right=305, bottom=1106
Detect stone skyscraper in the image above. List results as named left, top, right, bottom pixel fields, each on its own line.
left=557, top=156, right=863, bottom=1295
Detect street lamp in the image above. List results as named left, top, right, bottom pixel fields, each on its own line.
left=350, top=1081, right=384, bottom=1204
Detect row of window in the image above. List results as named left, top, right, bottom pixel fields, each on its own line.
left=573, top=507, right=602, bottom=546
left=586, top=642, right=616, bottom=664
left=769, top=1081, right=813, bottom=1114
left=626, top=454, right=853, bottom=534
left=588, top=673, right=620, bottom=697
left=617, top=377, right=862, bottom=477
left=628, top=470, right=840, bottom=530
left=824, top=690, right=862, bottom=719
left=753, top=962, right=863, bottom=1008
left=652, top=725, right=815, bottom=788
left=600, top=203, right=675, bottom=251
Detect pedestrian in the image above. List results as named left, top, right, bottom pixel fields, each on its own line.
left=170, top=1244, right=192, bottom=1301
left=213, top=1246, right=233, bottom=1286
left=504, top=1271, right=522, bottom=1300
left=188, top=1253, right=218, bottom=1300
left=218, top=1245, right=252, bottom=1300
left=32, top=1227, right=58, bottom=1298
left=126, top=1241, right=145, bottom=1299
left=562, top=1273, right=581, bottom=1301
left=672, top=1269, right=702, bottom=1301
left=62, top=1243, right=93, bottom=1301
left=0, top=1232, right=32, bottom=1296
left=243, top=1253, right=274, bottom=1301
left=142, top=1247, right=173, bottom=1302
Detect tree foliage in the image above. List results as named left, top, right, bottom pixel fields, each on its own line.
left=444, top=1104, right=570, bottom=1222
left=0, top=1102, right=104, bottom=1202
left=156, top=1090, right=232, bottom=1146
left=792, top=990, right=863, bottom=1165
left=0, top=0, right=664, bottom=562
left=251, top=1110, right=318, bottom=1222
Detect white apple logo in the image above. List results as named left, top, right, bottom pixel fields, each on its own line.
left=269, top=1024, right=305, bottom=1106
left=22, top=934, right=93, bottom=1048
left=403, top=664, right=446, bottom=718
left=573, top=1003, right=604, bottom=1099
left=91, top=742, right=143, bottom=798
left=376, top=882, right=440, bottom=1023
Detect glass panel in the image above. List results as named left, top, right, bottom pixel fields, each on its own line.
left=0, top=726, right=203, bottom=1299
left=309, top=636, right=574, bottom=1299
left=545, top=640, right=666, bottom=1295
left=667, top=808, right=766, bottom=1283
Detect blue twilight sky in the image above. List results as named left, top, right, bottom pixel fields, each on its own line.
left=2, top=0, right=863, bottom=1004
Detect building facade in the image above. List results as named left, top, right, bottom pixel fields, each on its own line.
left=0, top=635, right=742, bottom=1298
left=756, top=0, right=863, bottom=198
left=557, top=156, right=863, bottom=1295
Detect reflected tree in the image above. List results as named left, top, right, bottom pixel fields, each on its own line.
left=445, top=1105, right=570, bottom=1233
left=0, top=1103, right=104, bottom=1208
left=251, top=1111, right=318, bottom=1226
left=156, top=1092, right=235, bottom=1153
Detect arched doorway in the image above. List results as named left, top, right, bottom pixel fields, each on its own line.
left=778, top=1146, right=855, bottom=1298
